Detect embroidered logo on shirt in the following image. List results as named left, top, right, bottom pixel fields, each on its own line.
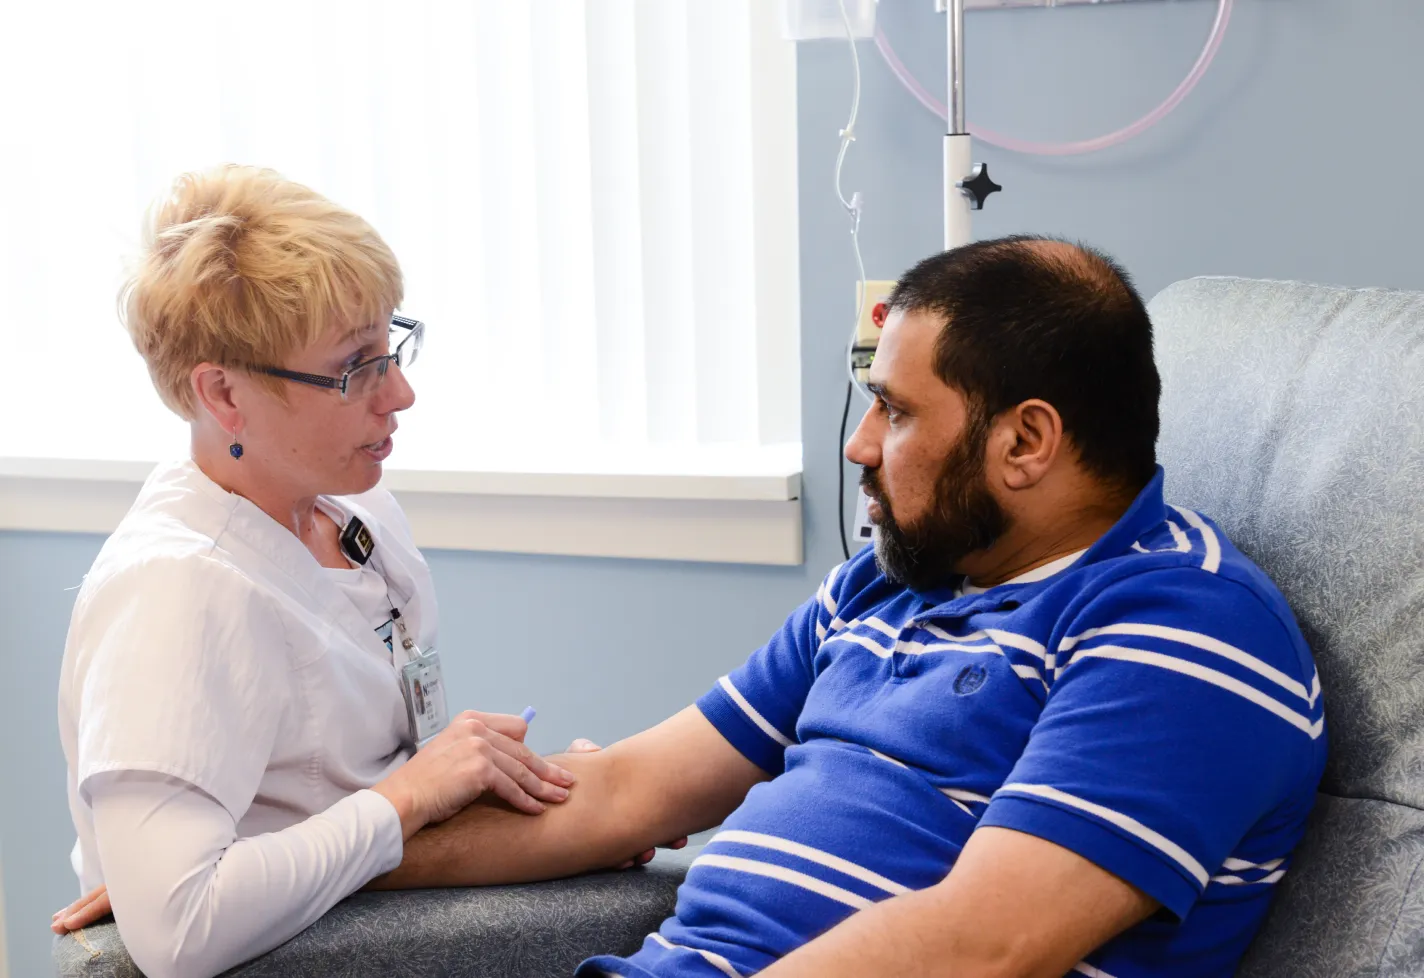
left=953, top=664, right=989, bottom=696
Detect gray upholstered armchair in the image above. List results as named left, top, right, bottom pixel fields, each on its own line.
left=55, top=277, right=1424, bottom=976
left=1154, top=277, right=1424, bottom=977
left=54, top=847, right=701, bottom=977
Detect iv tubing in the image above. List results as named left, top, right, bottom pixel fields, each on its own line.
left=875, top=0, right=1234, bottom=157
left=834, top=0, right=873, bottom=402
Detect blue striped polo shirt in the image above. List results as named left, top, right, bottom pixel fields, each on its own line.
left=581, top=468, right=1326, bottom=978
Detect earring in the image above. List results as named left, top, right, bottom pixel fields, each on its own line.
left=229, top=428, right=244, bottom=460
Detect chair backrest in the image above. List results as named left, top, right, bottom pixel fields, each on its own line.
left=1149, top=277, right=1424, bottom=977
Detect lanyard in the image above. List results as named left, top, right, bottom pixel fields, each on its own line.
left=340, top=512, right=416, bottom=661
left=341, top=513, right=447, bottom=744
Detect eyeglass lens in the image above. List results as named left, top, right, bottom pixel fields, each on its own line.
left=345, top=322, right=422, bottom=398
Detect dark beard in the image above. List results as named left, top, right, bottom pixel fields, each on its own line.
left=861, top=411, right=1009, bottom=592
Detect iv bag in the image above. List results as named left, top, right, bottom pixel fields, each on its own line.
left=780, top=0, right=877, bottom=41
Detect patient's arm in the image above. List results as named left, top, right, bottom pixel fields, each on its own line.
left=369, top=706, right=766, bottom=889
left=756, top=827, right=1158, bottom=978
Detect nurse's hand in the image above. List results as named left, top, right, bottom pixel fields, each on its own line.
left=375, top=711, right=577, bottom=838
left=51, top=884, right=112, bottom=934
left=566, top=738, right=689, bottom=869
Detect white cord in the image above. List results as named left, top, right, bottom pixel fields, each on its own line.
left=833, top=0, right=861, bottom=215
left=835, top=0, right=872, bottom=402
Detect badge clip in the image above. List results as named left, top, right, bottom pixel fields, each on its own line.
left=340, top=516, right=376, bottom=566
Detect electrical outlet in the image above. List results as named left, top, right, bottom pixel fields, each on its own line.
left=856, top=280, right=896, bottom=345
left=852, top=280, right=896, bottom=383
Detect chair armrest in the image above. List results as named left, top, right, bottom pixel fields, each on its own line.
left=54, top=846, right=697, bottom=978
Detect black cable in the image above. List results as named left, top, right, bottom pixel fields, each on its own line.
left=837, top=378, right=853, bottom=560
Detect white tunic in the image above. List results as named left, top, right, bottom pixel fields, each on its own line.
left=57, top=460, right=440, bottom=978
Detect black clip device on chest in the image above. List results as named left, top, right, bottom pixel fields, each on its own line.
left=340, top=516, right=376, bottom=566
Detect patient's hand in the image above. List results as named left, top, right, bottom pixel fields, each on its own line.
left=566, top=738, right=689, bottom=868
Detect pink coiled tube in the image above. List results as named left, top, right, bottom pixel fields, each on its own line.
left=874, top=0, right=1234, bottom=157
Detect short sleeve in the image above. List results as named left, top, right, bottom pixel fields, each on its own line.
left=696, top=561, right=849, bottom=775
left=978, top=567, right=1324, bottom=920
left=71, top=554, right=290, bottom=818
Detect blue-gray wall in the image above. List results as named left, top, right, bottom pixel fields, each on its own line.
left=6, top=1, right=1424, bottom=972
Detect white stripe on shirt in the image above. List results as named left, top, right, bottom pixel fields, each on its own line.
left=1013, top=663, right=1050, bottom=692
left=649, top=933, right=742, bottom=978
left=828, top=618, right=1007, bottom=661
left=894, top=639, right=1004, bottom=658
left=820, top=563, right=845, bottom=615
left=861, top=748, right=991, bottom=816
left=939, top=790, right=979, bottom=818
left=996, top=782, right=1209, bottom=887
left=1170, top=506, right=1222, bottom=573
left=690, top=853, right=875, bottom=910
left=821, top=629, right=895, bottom=657
left=866, top=747, right=909, bottom=769
left=711, top=830, right=909, bottom=896
left=944, top=787, right=992, bottom=806
left=1210, top=869, right=1286, bottom=886
left=862, top=617, right=902, bottom=639
left=1074, top=645, right=1324, bottom=738
left=718, top=676, right=793, bottom=747
left=1060, top=623, right=1314, bottom=704
left=944, top=795, right=975, bottom=817
left=1165, top=519, right=1192, bottom=553
left=986, top=629, right=1047, bottom=660
left=831, top=625, right=1030, bottom=668
left=1221, top=856, right=1285, bottom=872
left=922, top=624, right=989, bottom=643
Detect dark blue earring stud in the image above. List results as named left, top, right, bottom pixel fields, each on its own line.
left=230, top=431, right=244, bottom=460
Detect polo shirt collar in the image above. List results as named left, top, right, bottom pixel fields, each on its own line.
left=909, top=465, right=1169, bottom=611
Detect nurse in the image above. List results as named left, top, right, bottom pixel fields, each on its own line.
left=52, top=165, right=578, bottom=978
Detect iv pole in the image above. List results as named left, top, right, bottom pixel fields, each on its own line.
left=845, top=0, right=1003, bottom=558
left=938, top=0, right=1001, bottom=249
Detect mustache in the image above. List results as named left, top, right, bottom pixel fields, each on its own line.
left=859, top=468, right=880, bottom=499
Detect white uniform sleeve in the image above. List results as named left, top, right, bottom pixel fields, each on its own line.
left=71, top=554, right=288, bottom=816
left=90, top=770, right=403, bottom=978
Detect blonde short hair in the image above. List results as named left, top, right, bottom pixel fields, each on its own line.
left=122, top=165, right=404, bottom=419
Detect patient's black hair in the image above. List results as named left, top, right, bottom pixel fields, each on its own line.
left=887, top=235, right=1161, bottom=494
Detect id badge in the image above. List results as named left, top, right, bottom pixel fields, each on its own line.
left=399, top=647, right=449, bottom=746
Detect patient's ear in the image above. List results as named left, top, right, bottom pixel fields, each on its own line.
left=998, top=399, right=1063, bottom=491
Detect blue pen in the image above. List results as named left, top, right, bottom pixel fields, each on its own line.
left=520, top=706, right=537, bottom=724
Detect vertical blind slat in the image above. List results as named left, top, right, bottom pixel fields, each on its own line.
left=687, top=0, right=758, bottom=446
left=748, top=0, right=802, bottom=446
left=586, top=0, right=649, bottom=446
left=533, top=0, right=601, bottom=446
left=633, top=0, right=697, bottom=446
left=474, top=3, right=546, bottom=443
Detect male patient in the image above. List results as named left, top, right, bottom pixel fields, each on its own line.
left=382, top=237, right=1327, bottom=978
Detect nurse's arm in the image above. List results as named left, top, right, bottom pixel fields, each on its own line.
left=368, top=706, right=765, bottom=889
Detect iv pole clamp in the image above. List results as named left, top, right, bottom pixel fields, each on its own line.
left=937, top=0, right=1001, bottom=250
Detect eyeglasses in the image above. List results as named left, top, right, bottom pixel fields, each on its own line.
left=258, top=315, right=424, bottom=400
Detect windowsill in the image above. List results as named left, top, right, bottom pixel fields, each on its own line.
left=0, top=448, right=804, bottom=565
